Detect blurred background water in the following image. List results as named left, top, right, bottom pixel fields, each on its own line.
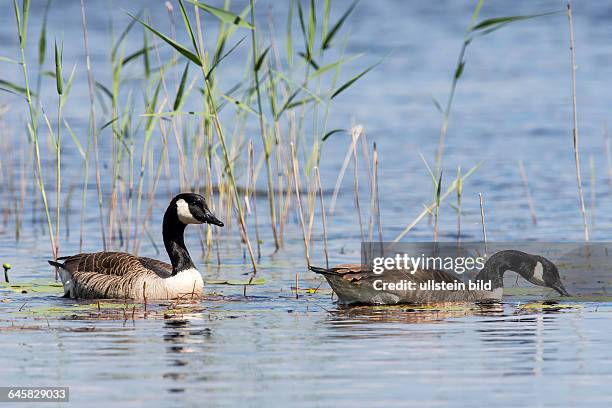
left=2, top=1, right=612, bottom=406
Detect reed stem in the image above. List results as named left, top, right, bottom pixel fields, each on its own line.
left=567, top=0, right=589, bottom=241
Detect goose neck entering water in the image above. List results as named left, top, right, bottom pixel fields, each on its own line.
left=475, top=250, right=537, bottom=290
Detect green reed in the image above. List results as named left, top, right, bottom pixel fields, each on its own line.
left=12, top=0, right=57, bottom=260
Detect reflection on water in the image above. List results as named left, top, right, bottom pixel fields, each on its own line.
left=1, top=298, right=611, bottom=406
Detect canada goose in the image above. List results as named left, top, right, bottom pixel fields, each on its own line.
left=310, top=250, right=570, bottom=305
left=48, top=193, right=223, bottom=300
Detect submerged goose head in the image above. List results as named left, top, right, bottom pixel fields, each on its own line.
left=523, top=255, right=569, bottom=296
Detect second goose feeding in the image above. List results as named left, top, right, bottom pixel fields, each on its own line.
left=310, top=250, right=570, bottom=305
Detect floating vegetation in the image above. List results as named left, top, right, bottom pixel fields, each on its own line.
left=205, top=277, right=266, bottom=285
left=0, top=279, right=64, bottom=294
left=514, top=301, right=583, bottom=315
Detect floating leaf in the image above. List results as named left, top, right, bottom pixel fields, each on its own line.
left=0, top=279, right=64, bottom=294
left=206, top=277, right=265, bottom=285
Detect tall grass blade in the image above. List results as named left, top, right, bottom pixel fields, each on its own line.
left=178, top=0, right=200, bottom=56
left=38, top=0, right=51, bottom=66
left=471, top=11, right=562, bottom=35
left=322, top=1, right=357, bottom=50
left=322, top=128, right=345, bottom=141
left=331, top=58, right=382, bottom=99
left=308, top=0, right=316, bottom=56
left=393, top=161, right=482, bottom=241
left=286, top=0, right=294, bottom=66
left=173, top=62, right=190, bottom=111
left=187, top=0, right=253, bottom=29
left=310, top=53, right=362, bottom=79
left=206, top=37, right=245, bottom=79
left=63, top=119, right=85, bottom=159
left=254, top=46, right=270, bottom=72
left=0, top=79, right=30, bottom=96
left=128, top=12, right=200, bottom=65
left=54, top=40, right=63, bottom=95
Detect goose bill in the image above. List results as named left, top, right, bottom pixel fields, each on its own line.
left=202, top=210, right=224, bottom=227
left=552, top=282, right=570, bottom=297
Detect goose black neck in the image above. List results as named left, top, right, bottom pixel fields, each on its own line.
left=475, top=250, right=534, bottom=290
left=163, top=208, right=195, bottom=275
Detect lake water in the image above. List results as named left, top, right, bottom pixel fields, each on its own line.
left=2, top=0, right=612, bottom=406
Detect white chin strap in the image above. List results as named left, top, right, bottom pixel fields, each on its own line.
left=176, top=199, right=201, bottom=224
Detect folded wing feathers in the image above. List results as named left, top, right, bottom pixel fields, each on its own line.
left=52, top=252, right=183, bottom=299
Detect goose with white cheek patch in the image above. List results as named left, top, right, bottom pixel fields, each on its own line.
left=310, top=250, right=570, bottom=305
left=48, top=193, right=223, bottom=300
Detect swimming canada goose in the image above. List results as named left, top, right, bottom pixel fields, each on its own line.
left=48, top=193, right=223, bottom=300
left=310, top=250, right=570, bottom=305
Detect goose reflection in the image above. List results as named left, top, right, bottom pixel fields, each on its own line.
left=476, top=308, right=566, bottom=377
left=323, top=302, right=505, bottom=335
left=162, top=319, right=211, bottom=392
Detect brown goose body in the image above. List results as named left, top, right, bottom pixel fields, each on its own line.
left=49, top=193, right=223, bottom=300
left=53, top=252, right=202, bottom=300
left=310, top=250, right=570, bottom=306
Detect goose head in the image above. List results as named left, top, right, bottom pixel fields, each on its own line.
left=480, top=250, right=570, bottom=297
left=172, top=193, right=224, bottom=227
left=524, top=255, right=569, bottom=296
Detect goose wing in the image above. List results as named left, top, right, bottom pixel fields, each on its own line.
left=310, top=263, right=461, bottom=284
left=50, top=252, right=174, bottom=299
left=56, top=252, right=172, bottom=278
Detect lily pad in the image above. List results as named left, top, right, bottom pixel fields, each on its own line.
left=0, top=279, right=64, bottom=294
left=518, top=302, right=581, bottom=310
left=206, top=277, right=265, bottom=285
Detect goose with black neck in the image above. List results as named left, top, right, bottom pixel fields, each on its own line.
left=310, top=250, right=570, bottom=305
left=48, top=193, right=223, bottom=300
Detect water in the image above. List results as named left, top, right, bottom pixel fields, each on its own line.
left=2, top=0, right=612, bottom=406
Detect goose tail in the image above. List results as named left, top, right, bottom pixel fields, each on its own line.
left=48, top=260, right=65, bottom=269
left=48, top=260, right=74, bottom=298
left=309, top=265, right=341, bottom=276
